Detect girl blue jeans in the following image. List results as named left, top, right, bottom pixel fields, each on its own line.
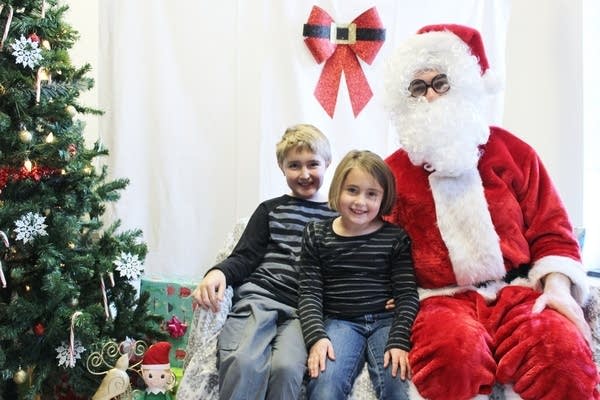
left=306, top=312, right=409, bottom=400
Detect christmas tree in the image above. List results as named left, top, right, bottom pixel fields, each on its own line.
left=0, top=1, right=165, bottom=398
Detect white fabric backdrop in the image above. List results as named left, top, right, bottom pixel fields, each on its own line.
left=97, top=0, right=511, bottom=280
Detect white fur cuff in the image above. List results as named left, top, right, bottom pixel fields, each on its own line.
left=529, top=255, right=589, bottom=304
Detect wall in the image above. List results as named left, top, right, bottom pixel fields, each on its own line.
left=64, top=0, right=100, bottom=147
left=65, top=0, right=585, bottom=265
left=503, top=0, right=583, bottom=225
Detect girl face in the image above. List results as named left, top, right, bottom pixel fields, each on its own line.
left=281, top=148, right=328, bottom=200
left=337, top=168, right=384, bottom=231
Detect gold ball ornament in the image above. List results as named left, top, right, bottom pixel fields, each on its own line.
left=18, top=129, right=33, bottom=143
left=65, top=105, right=77, bottom=117
left=13, top=368, right=27, bottom=385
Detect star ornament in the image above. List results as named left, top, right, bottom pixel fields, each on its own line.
left=11, top=35, right=43, bottom=69
left=113, top=252, right=143, bottom=280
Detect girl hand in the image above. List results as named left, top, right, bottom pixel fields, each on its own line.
left=384, top=348, right=410, bottom=380
left=307, top=338, right=335, bottom=378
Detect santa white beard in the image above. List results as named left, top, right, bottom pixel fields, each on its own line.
left=392, top=91, right=490, bottom=177
left=391, top=90, right=506, bottom=287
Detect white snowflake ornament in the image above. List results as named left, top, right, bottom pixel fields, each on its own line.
left=56, top=340, right=85, bottom=368
left=113, top=252, right=143, bottom=280
left=11, top=35, right=42, bottom=69
left=14, top=212, right=48, bottom=243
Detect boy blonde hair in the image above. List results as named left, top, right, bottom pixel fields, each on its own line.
left=328, top=150, right=397, bottom=217
left=276, top=124, right=332, bottom=167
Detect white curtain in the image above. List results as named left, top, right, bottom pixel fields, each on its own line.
left=583, top=0, right=600, bottom=269
left=97, top=0, right=511, bottom=280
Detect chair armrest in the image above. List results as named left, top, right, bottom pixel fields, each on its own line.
left=177, top=286, right=233, bottom=399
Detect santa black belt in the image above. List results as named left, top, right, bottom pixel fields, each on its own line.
left=475, top=264, right=531, bottom=288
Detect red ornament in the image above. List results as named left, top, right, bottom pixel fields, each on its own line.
left=67, top=144, right=77, bottom=156
left=33, top=322, right=45, bottom=336
left=165, top=315, right=187, bottom=339
left=0, top=165, right=61, bottom=191
left=28, top=33, right=40, bottom=43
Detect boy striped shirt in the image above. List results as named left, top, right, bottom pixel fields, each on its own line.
left=212, top=195, right=337, bottom=307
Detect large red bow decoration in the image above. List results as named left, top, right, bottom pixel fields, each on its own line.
left=303, top=6, right=385, bottom=117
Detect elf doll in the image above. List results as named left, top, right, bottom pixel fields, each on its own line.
left=135, top=341, right=175, bottom=400
left=383, top=24, right=599, bottom=400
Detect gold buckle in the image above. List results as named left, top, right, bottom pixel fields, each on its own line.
left=330, top=22, right=356, bottom=44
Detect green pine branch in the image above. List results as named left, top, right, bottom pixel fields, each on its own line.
left=0, top=1, right=165, bottom=398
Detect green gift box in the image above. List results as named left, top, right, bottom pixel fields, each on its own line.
left=140, top=276, right=197, bottom=368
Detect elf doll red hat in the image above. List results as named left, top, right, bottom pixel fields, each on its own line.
left=142, top=341, right=171, bottom=370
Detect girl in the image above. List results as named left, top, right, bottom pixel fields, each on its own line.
left=298, top=150, right=419, bottom=400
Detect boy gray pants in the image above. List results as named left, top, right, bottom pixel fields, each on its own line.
left=217, top=282, right=307, bottom=400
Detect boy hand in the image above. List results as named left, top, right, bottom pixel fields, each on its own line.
left=384, top=348, right=410, bottom=380
left=192, top=269, right=226, bottom=312
left=307, top=338, right=335, bottom=378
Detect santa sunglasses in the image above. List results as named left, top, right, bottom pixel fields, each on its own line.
left=408, top=74, right=450, bottom=97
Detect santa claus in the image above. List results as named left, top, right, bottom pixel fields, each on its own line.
left=383, top=24, right=599, bottom=399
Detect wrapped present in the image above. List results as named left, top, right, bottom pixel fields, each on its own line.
left=140, top=276, right=196, bottom=368
left=172, top=367, right=184, bottom=394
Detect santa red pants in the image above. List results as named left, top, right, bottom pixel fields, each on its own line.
left=409, top=286, right=599, bottom=400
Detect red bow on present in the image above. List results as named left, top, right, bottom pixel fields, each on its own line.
left=303, top=6, right=385, bottom=117
left=166, top=315, right=188, bottom=339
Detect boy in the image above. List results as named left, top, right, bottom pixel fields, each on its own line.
left=192, top=124, right=337, bottom=400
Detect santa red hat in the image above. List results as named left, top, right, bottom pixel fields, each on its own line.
left=383, top=23, right=501, bottom=102
left=142, top=341, right=171, bottom=370
left=418, top=24, right=500, bottom=92
left=417, top=24, right=489, bottom=74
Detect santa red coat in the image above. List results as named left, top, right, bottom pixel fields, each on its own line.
left=385, top=126, right=598, bottom=400
left=386, top=126, right=586, bottom=299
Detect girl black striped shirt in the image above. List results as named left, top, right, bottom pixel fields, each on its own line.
left=298, top=218, right=419, bottom=351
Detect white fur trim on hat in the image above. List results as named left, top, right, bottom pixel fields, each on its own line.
left=417, top=24, right=503, bottom=94
left=481, top=67, right=502, bottom=94
left=529, top=255, right=589, bottom=305
left=383, top=26, right=503, bottom=115
left=142, top=363, right=171, bottom=370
